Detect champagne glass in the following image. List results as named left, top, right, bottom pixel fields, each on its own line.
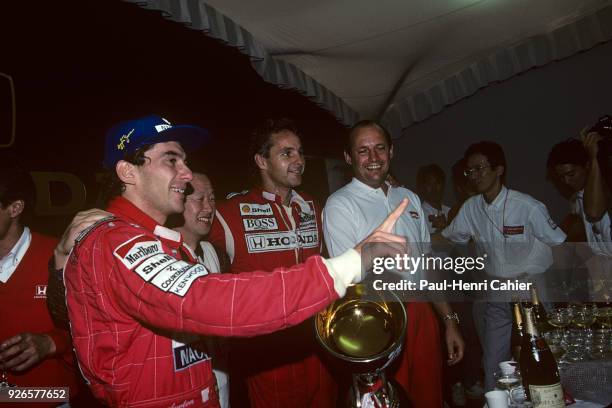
left=494, top=371, right=521, bottom=390
left=591, top=307, right=612, bottom=359
left=595, top=307, right=612, bottom=329
left=572, top=306, right=596, bottom=334
left=566, top=305, right=596, bottom=361
left=547, top=307, right=573, bottom=334
left=546, top=307, right=572, bottom=366
left=494, top=368, right=521, bottom=406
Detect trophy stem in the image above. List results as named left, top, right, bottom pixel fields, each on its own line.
left=350, top=370, right=403, bottom=408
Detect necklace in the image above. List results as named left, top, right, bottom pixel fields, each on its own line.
left=481, top=188, right=509, bottom=238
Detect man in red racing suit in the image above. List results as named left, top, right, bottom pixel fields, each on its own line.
left=208, top=120, right=335, bottom=408
left=65, top=196, right=342, bottom=407
left=62, top=115, right=407, bottom=408
left=210, top=188, right=336, bottom=407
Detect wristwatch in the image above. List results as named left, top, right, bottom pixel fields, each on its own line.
left=443, top=311, right=460, bottom=325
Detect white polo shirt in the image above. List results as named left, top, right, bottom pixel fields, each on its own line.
left=323, top=178, right=430, bottom=257
left=576, top=190, right=612, bottom=257
left=0, top=227, right=32, bottom=283
left=442, top=186, right=566, bottom=278
left=421, top=201, right=451, bottom=234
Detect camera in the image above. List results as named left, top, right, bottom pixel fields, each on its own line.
left=588, top=115, right=612, bottom=157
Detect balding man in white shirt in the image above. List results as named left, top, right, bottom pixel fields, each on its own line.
left=324, top=120, right=464, bottom=407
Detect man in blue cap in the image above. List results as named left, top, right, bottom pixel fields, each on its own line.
left=59, top=114, right=409, bottom=408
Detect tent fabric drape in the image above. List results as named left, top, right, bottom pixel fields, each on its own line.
left=381, top=6, right=612, bottom=137
left=125, top=1, right=612, bottom=138
left=124, top=0, right=359, bottom=127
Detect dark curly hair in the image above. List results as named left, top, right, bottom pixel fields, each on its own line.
left=546, top=138, right=589, bottom=169
left=97, top=144, right=156, bottom=207
left=464, top=141, right=507, bottom=184
left=249, top=118, right=300, bottom=159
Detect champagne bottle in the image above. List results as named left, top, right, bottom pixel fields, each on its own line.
left=525, top=286, right=550, bottom=333
left=511, top=302, right=524, bottom=361
left=519, top=307, right=564, bottom=407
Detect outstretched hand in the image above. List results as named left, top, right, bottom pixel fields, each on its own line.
left=354, top=199, right=409, bottom=273
left=355, top=198, right=408, bottom=253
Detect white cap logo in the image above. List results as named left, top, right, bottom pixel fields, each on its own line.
left=154, top=117, right=173, bottom=133
left=155, top=124, right=172, bottom=132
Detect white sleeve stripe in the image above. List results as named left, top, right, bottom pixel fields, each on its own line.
left=215, top=211, right=235, bottom=263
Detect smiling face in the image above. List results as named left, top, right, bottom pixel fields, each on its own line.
left=345, top=125, right=393, bottom=189
left=124, top=141, right=193, bottom=224
left=182, top=173, right=216, bottom=237
left=256, top=130, right=305, bottom=196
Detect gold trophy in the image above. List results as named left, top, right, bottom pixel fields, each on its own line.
left=315, top=284, right=408, bottom=407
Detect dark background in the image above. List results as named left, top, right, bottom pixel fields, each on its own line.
left=1, top=0, right=348, bottom=235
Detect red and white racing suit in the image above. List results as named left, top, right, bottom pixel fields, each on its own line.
left=64, top=197, right=350, bottom=408
left=208, top=188, right=337, bottom=408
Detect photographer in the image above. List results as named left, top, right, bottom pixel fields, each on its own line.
left=547, top=120, right=611, bottom=257
left=547, top=120, right=611, bottom=301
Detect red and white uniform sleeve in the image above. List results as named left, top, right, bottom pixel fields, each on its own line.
left=78, top=225, right=358, bottom=338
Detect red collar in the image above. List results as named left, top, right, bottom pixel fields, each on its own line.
left=105, top=197, right=185, bottom=255
left=106, top=197, right=159, bottom=232
left=106, top=196, right=184, bottom=246
left=257, top=187, right=312, bottom=214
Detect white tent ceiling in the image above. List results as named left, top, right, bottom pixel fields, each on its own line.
left=126, top=0, right=612, bottom=137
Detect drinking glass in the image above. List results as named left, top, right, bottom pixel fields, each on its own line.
left=494, top=369, right=522, bottom=406
left=547, top=307, right=573, bottom=334
left=509, top=386, right=533, bottom=407
left=591, top=307, right=612, bottom=359
left=495, top=371, right=521, bottom=391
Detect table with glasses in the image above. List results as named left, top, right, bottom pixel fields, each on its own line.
left=488, top=304, right=612, bottom=407
left=545, top=304, right=612, bottom=405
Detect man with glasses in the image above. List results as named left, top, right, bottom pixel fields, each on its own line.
left=442, top=141, right=566, bottom=392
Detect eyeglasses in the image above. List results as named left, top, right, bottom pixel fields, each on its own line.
left=463, top=164, right=491, bottom=177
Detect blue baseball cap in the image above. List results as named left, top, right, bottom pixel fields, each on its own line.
left=103, top=114, right=211, bottom=169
